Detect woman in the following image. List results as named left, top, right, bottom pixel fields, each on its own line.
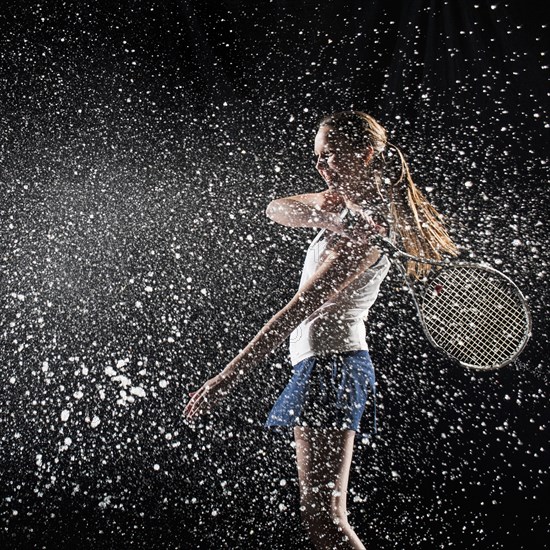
left=185, top=111, right=457, bottom=549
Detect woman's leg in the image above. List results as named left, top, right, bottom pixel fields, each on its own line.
left=294, top=426, right=366, bottom=550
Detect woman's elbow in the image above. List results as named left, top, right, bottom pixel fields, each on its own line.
left=265, top=199, right=288, bottom=223
left=265, top=200, right=278, bottom=220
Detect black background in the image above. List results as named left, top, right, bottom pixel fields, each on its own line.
left=0, top=1, right=548, bottom=548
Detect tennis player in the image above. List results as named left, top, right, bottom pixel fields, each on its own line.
left=185, top=111, right=457, bottom=549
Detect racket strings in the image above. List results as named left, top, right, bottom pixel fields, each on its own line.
left=425, top=293, right=523, bottom=366
left=426, top=275, right=526, bottom=364
left=430, top=278, right=526, bottom=344
left=436, top=301, right=524, bottom=363
left=426, top=274, right=527, bottom=366
left=421, top=267, right=529, bottom=369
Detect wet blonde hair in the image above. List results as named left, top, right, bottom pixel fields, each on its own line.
left=319, top=111, right=458, bottom=278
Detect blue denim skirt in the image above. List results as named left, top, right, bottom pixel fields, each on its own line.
left=265, top=350, right=377, bottom=438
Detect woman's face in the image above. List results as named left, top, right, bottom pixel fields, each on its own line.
left=314, top=125, right=373, bottom=197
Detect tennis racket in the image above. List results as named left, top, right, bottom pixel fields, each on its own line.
left=374, top=236, right=532, bottom=371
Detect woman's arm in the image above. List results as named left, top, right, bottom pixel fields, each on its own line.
left=184, top=232, right=381, bottom=418
left=266, top=190, right=347, bottom=233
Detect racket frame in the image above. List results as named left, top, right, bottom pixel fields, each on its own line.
left=376, top=236, right=533, bottom=370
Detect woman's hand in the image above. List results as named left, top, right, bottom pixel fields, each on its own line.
left=341, top=197, right=387, bottom=244
left=184, top=370, right=237, bottom=419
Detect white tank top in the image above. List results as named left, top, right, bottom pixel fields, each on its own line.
left=288, top=218, right=391, bottom=366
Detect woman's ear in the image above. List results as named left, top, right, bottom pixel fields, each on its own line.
left=363, top=146, right=375, bottom=165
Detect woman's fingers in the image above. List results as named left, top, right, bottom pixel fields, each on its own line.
left=184, top=373, right=232, bottom=420
left=184, top=384, right=216, bottom=419
left=184, top=386, right=207, bottom=418
left=185, top=396, right=205, bottom=419
left=351, top=215, right=386, bottom=243
left=344, top=223, right=377, bottom=243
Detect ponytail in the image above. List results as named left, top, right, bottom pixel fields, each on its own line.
left=382, top=143, right=458, bottom=278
